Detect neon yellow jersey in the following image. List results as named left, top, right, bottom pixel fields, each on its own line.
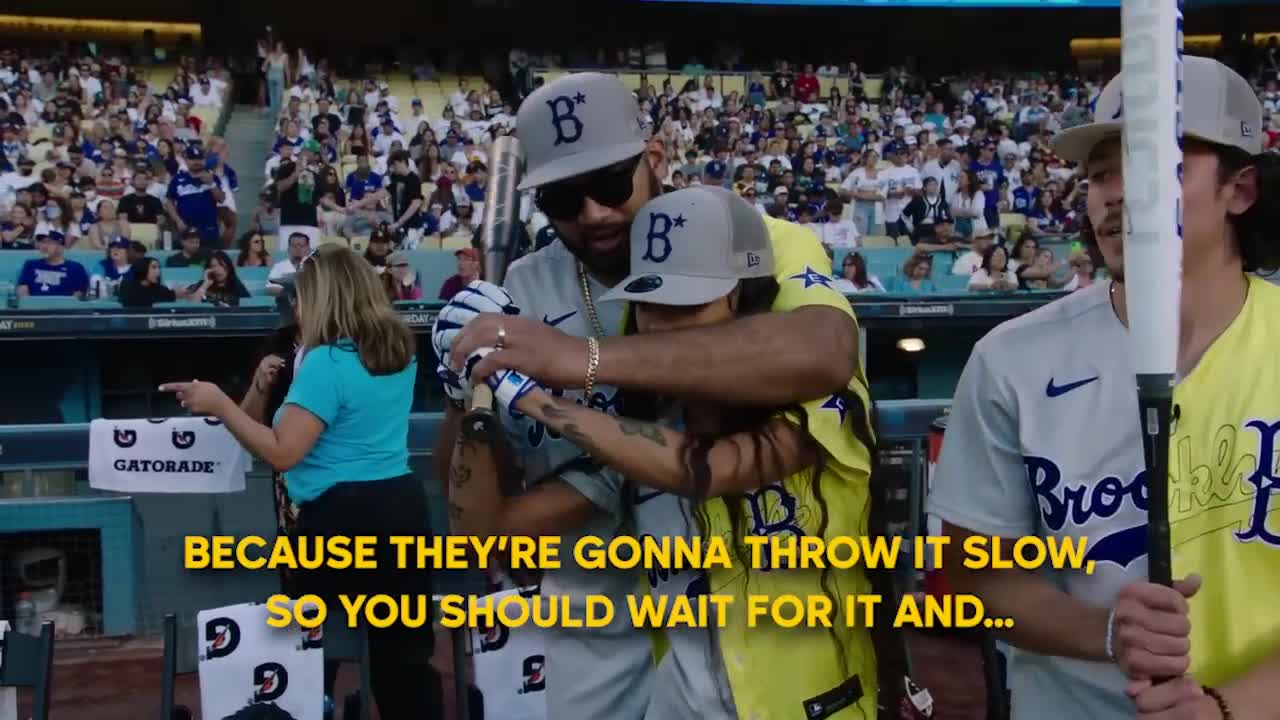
left=1171, top=275, right=1280, bottom=687
left=715, top=216, right=878, bottom=718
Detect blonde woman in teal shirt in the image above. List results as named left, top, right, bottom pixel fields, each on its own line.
left=162, top=245, right=442, bottom=719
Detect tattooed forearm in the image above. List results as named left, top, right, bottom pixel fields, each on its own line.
left=559, top=422, right=591, bottom=448
left=541, top=401, right=571, bottom=419
left=618, top=418, right=668, bottom=447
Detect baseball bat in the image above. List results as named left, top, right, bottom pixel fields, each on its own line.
left=464, top=135, right=523, bottom=440
left=1120, top=0, right=1183, bottom=588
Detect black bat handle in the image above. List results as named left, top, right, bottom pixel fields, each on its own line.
left=1137, top=375, right=1175, bottom=588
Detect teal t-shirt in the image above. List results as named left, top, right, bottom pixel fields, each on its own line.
left=276, top=341, right=416, bottom=503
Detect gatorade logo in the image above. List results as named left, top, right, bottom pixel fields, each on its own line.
left=253, top=662, right=289, bottom=702
left=204, top=617, right=240, bottom=660
left=478, top=621, right=510, bottom=652
left=113, top=428, right=137, bottom=448
left=520, top=655, right=546, bottom=694
left=172, top=430, right=196, bottom=450
left=547, top=93, right=586, bottom=146
left=642, top=212, right=685, bottom=263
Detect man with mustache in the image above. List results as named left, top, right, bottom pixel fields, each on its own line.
left=929, top=56, right=1280, bottom=720
left=433, top=72, right=872, bottom=719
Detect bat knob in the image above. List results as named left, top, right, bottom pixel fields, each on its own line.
left=462, top=409, right=499, bottom=441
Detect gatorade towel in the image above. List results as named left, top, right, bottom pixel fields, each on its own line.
left=89, top=417, right=252, bottom=493
left=924, top=414, right=950, bottom=598
left=297, top=168, right=315, bottom=205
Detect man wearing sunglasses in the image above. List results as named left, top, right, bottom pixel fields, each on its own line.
left=435, top=72, right=868, bottom=720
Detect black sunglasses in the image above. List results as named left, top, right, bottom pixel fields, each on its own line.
left=536, top=153, right=644, bottom=221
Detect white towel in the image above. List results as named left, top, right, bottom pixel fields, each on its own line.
left=89, top=417, right=251, bottom=493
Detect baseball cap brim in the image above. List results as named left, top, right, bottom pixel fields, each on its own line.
left=1052, top=121, right=1227, bottom=166
left=599, top=272, right=736, bottom=307
left=516, top=139, right=645, bottom=191
left=1051, top=121, right=1121, bottom=165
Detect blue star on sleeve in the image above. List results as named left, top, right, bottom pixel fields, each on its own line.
left=789, top=266, right=834, bottom=289
left=574, top=92, right=587, bottom=105
left=820, top=395, right=849, bottom=424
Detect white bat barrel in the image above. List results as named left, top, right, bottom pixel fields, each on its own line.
left=1121, top=0, right=1183, bottom=376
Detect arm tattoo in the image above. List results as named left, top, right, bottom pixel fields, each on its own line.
left=540, top=401, right=570, bottom=419
left=618, top=418, right=668, bottom=447
left=448, top=501, right=464, bottom=521
left=560, top=422, right=590, bottom=448
left=450, top=462, right=472, bottom=489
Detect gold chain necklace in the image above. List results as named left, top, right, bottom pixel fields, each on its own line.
left=577, top=261, right=606, bottom=339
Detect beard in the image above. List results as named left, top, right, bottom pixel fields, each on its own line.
left=558, top=165, right=663, bottom=283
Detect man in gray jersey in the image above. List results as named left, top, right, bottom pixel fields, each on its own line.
left=929, top=56, right=1280, bottom=720
left=433, top=72, right=867, bottom=719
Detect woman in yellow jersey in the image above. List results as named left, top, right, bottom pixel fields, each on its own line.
left=473, top=186, right=905, bottom=720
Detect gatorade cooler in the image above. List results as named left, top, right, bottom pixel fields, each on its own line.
left=923, top=413, right=952, bottom=599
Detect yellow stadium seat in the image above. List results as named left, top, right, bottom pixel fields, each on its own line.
left=1000, top=213, right=1027, bottom=228
left=319, top=236, right=349, bottom=248
left=418, top=234, right=442, bottom=250
left=861, top=235, right=896, bottom=249
left=720, top=74, right=745, bottom=96
left=440, top=235, right=470, bottom=251
left=131, top=223, right=160, bottom=249
left=263, top=235, right=279, bottom=250
left=896, top=236, right=914, bottom=248
left=863, top=77, right=884, bottom=100
left=28, top=125, right=51, bottom=144
left=350, top=236, right=370, bottom=253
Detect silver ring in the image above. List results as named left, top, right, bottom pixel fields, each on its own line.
left=496, top=325, right=507, bottom=350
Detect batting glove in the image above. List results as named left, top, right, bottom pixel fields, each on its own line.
left=431, top=281, right=520, bottom=404
left=464, top=347, right=540, bottom=419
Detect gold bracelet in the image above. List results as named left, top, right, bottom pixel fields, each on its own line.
left=584, top=337, right=600, bottom=399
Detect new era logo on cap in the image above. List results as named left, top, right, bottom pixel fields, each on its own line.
left=601, top=186, right=774, bottom=307
left=516, top=72, right=651, bottom=191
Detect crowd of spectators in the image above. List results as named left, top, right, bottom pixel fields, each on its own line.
left=6, top=37, right=1280, bottom=305
left=0, top=45, right=235, bottom=302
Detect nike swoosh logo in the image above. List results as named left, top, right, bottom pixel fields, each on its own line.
left=1046, top=376, right=1100, bottom=397
left=543, top=310, right=577, bottom=327
left=636, top=490, right=664, bottom=504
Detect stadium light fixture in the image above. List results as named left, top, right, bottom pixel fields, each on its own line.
left=897, top=337, right=925, bottom=353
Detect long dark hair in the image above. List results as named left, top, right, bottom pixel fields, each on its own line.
left=981, top=244, right=1009, bottom=273
left=619, top=276, right=904, bottom=713
left=845, top=251, right=871, bottom=288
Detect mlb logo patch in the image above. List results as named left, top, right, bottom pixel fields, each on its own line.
left=1241, top=121, right=1254, bottom=138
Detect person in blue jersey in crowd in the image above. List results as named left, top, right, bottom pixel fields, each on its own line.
left=17, top=231, right=89, bottom=298
left=1011, top=169, right=1041, bottom=216
left=164, top=145, right=224, bottom=247
left=89, top=238, right=133, bottom=299
left=969, top=140, right=1004, bottom=231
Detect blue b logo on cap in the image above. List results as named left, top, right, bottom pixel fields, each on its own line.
left=547, top=93, right=587, bottom=146
left=642, top=211, right=684, bottom=263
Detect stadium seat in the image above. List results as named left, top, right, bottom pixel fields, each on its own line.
left=861, top=235, right=896, bottom=249
left=163, top=267, right=205, bottom=289
left=936, top=274, right=970, bottom=293
left=17, top=296, right=108, bottom=310
left=440, top=235, right=470, bottom=251
left=237, top=267, right=271, bottom=295
left=319, top=236, right=349, bottom=248
left=67, top=250, right=104, bottom=268
left=350, top=236, right=370, bottom=253
left=263, top=235, right=279, bottom=250
left=239, top=296, right=278, bottom=308
left=895, top=236, right=913, bottom=248
left=418, top=234, right=442, bottom=250
left=132, top=224, right=161, bottom=249
left=152, top=301, right=205, bottom=309
left=0, top=251, right=39, bottom=284
left=406, top=250, right=459, bottom=296
left=863, top=247, right=912, bottom=268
